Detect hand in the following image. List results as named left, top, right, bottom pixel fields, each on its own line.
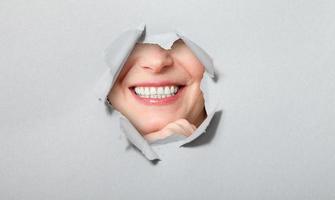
left=143, top=119, right=196, bottom=143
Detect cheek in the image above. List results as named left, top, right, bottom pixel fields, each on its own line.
left=192, top=66, right=205, bottom=81
left=176, top=49, right=205, bottom=80
left=185, top=83, right=204, bottom=109
left=186, top=68, right=204, bottom=91
left=108, top=84, right=126, bottom=110
left=182, top=60, right=204, bottom=82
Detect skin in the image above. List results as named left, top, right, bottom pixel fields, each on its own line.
left=108, top=39, right=206, bottom=142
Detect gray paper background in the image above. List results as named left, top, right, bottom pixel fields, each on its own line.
left=1, top=0, right=334, bottom=199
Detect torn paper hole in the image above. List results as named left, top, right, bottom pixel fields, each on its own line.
left=94, top=24, right=221, bottom=161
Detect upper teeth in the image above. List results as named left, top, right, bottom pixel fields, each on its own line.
left=134, top=86, right=179, bottom=98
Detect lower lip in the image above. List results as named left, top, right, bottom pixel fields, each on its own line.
left=130, top=87, right=184, bottom=106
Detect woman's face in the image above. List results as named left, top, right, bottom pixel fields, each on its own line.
left=108, top=39, right=206, bottom=135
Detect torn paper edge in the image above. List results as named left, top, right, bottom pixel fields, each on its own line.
left=93, top=23, right=222, bottom=160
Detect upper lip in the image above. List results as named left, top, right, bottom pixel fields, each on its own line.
left=129, top=80, right=185, bottom=88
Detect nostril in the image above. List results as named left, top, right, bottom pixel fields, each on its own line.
left=142, top=66, right=152, bottom=70
left=141, top=64, right=171, bottom=73
left=139, top=53, right=174, bottom=73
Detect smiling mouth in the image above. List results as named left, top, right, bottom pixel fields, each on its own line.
left=129, top=84, right=185, bottom=105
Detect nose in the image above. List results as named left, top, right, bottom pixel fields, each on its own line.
left=141, top=49, right=173, bottom=73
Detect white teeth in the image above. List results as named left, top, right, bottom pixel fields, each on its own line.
left=150, top=87, right=156, bottom=95
left=170, top=86, right=175, bottom=93
left=134, top=85, right=180, bottom=98
left=157, top=87, right=164, bottom=95
left=144, top=87, right=150, bottom=95
left=164, top=86, right=171, bottom=95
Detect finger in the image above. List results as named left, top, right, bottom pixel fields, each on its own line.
left=145, top=121, right=190, bottom=143
left=165, top=122, right=190, bottom=136
left=174, top=119, right=195, bottom=136
left=143, top=131, right=163, bottom=143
